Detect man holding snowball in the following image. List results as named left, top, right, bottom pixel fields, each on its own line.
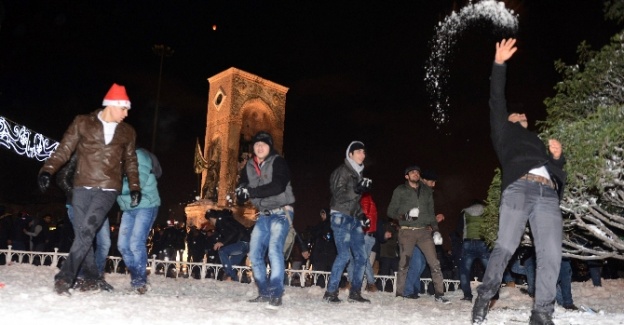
left=387, top=165, right=449, bottom=304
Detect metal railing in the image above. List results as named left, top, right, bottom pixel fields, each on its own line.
left=0, top=246, right=460, bottom=295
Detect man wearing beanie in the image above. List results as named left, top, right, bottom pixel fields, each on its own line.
left=323, top=141, right=372, bottom=303
left=235, top=131, right=295, bottom=308
left=387, top=165, right=450, bottom=303
left=38, top=83, right=142, bottom=295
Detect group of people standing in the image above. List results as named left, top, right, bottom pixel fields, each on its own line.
left=33, top=38, right=570, bottom=325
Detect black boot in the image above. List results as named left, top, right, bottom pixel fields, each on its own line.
left=529, top=310, right=554, bottom=325
left=323, top=290, right=341, bottom=303
left=348, top=290, right=371, bottom=303
left=471, top=295, right=490, bottom=324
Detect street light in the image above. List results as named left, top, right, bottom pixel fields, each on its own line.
left=151, top=44, right=174, bottom=153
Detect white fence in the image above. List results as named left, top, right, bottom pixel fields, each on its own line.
left=0, top=246, right=460, bottom=295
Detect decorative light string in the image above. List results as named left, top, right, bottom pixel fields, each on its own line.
left=0, top=115, right=59, bottom=161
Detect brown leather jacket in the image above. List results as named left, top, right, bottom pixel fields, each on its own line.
left=39, top=109, right=140, bottom=192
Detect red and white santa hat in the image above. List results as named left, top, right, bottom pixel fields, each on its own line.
left=102, top=83, right=131, bottom=108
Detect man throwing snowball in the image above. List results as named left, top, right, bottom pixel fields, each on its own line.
left=472, top=38, right=567, bottom=325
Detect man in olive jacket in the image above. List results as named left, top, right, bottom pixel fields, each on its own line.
left=38, top=83, right=141, bottom=295
left=387, top=165, right=449, bottom=303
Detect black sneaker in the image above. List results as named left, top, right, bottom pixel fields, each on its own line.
left=472, top=295, right=490, bottom=324
left=135, top=285, right=150, bottom=295
left=54, top=279, right=71, bottom=295
left=434, top=295, right=451, bottom=304
left=323, top=291, right=341, bottom=303
left=460, top=296, right=473, bottom=303
left=347, top=291, right=371, bottom=303
left=562, top=304, right=579, bottom=311
left=268, top=297, right=282, bottom=307
left=402, top=294, right=420, bottom=299
left=529, top=310, right=554, bottom=325
left=248, top=296, right=270, bottom=303
left=79, top=279, right=100, bottom=292
left=97, top=279, right=114, bottom=292
left=71, top=278, right=85, bottom=290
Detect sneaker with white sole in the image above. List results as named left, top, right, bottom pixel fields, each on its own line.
left=435, top=295, right=451, bottom=304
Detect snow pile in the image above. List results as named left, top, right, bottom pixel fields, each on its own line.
left=1, top=263, right=624, bottom=325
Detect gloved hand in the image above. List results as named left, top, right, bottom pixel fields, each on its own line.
left=404, top=207, right=419, bottom=221
left=354, top=178, right=372, bottom=194
left=235, top=186, right=249, bottom=204
left=38, top=172, right=51, bottom=193
left=433, top=231, right=443, bottom=245
left=358, top=213, right=371, bottom=228
left=130, top=190, right=142, bottom=207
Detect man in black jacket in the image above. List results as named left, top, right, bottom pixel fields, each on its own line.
left=472, top=39, right=567, bottom=325
left=205, top=209, right=251, bottom=282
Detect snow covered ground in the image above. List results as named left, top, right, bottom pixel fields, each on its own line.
left=0, top=263, right=621, bottom=325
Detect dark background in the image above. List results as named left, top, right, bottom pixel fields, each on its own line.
left=0, top=1, right=619, bottom=243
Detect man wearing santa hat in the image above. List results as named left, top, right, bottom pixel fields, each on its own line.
left=38, top=83, right=142, bottom=295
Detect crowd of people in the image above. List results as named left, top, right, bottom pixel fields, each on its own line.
left=0, top=39, right=620, bottom=325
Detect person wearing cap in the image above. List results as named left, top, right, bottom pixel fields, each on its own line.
left=387, top=165, right=450, bottom=303
left=235, top=131, right=295, bottom=308
left=38, top=83, right=142, bottom=295
left=322, top=141, right=372, bottom=304
left=472, top=39, right=567, bottom=325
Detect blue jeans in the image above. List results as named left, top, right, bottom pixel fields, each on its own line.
left=556, top=258, right=573, bottom=306
left=477, top=179, right=562, bottom=315
left=117, top=206, right=159, bottom=287
left=67, top=204, right=111, bottom=276
left=403, top=247, right=426, bottom=296
left=459, top=240, right=491, bottom=298
left=588, top=262, right=602, bottom=286
left=218, top=241, right=249, bottom=281
left=348, top=234, right=376, bottom=285
left=511, top=253, right=536, bottom=296
left=56, top=189, right=117, bottom=282
left=249, top=208, right=292, bottom=298
left=327, top=212, right=366, bottom=293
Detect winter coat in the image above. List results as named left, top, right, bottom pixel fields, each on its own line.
left=387, top=181, right=437, bottom=230
left=117, top=148, right=161, bottom=210
left=40, top=109, right=140, bottom=192
left=239, top=153, right=295, bottom=211
left=329, top=159, right=363, bottom=217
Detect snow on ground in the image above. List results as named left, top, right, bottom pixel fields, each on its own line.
left=0, top=263, right=621, bottom=325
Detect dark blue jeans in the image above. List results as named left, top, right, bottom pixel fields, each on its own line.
left=218, top=241, right=249, bottom=281
left=511, top=254, right=536, bottom=296
left=118, top=206, right=159, bottom=287
left=556, top=258, right=573, bottom=306
left=327, top=212, right=366, bottom=293
left=56, top=188, right=117, bottom=283
left=477, top=179, right=562, bottom=315
left=249, top=208, right=292, bottom=298
left=403, top=246, right=426, bottom=296
left=459, top=240, right=490, bottom=299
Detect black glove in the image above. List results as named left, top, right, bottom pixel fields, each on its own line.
left=234, top=186, right=249, bottom=205
left=38, top=172, right=51, bottom=193
left=130, top=190, right=142, bottom=207
left=354, top=178, right=372, bottom=194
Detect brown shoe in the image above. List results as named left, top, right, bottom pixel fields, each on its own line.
left=505, top=281, right=516, bottom=288
left=366, top=283, right=378, bottom=292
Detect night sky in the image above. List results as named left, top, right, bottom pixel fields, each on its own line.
left=0, top=1, right=619, bottom=240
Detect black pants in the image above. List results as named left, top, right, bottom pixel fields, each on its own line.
left=55, top=188, right=117, bottom=283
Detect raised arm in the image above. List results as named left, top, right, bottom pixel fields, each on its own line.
left=494, top=38, right=517, bottom=64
